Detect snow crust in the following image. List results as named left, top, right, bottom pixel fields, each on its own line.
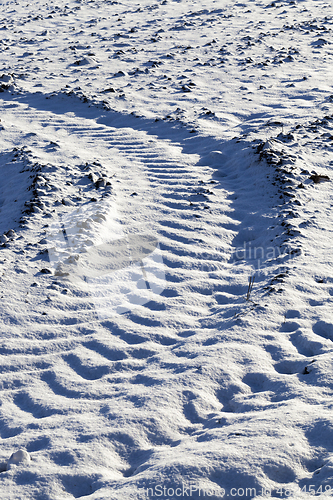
left=0, top=0, right=333, bottom=498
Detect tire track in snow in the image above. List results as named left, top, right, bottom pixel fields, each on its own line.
left=2, top=93, right=330, bottom=498
left=0, top=94, right=255, bottom=497
left=0, top=94, right=246, bottom=332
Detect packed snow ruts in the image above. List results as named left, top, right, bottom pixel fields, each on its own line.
left=0, top=0, right=333, bottom=499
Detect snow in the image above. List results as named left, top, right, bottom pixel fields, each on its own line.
left=0, top=0, right=333, bottom=498
left=6, top=449, right=31, bottom=471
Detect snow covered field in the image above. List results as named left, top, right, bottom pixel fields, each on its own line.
left=0, top=0, right=333, bottom=498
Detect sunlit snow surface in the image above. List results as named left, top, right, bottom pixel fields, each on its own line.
left=0, top=0, right=333, bottom=498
